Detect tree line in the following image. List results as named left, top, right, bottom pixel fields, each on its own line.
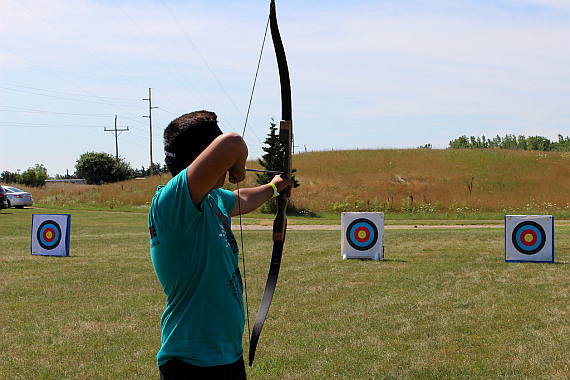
left=1, top=164, right=48, bottom=187
left=449, top=134, right=570, bottom=151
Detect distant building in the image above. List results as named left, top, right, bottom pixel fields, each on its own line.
left=45, top=179, right=87, bottom=186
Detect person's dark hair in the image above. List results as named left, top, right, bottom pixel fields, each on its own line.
left=163, top=111, right=222, bottom=176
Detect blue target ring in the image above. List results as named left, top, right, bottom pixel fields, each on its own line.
left=346, top=218, right=378, bottom=251
left=512, top=221, right=546, bottom=255
left=37, top=220, right=62, bottom=250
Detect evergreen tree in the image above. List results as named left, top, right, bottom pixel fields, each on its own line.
left=255, top=119, right=300, bottom=214
left=256, top=118, right=299, bottom=188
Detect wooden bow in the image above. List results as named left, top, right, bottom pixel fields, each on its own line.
left=248, top=0, right=293, bottom=366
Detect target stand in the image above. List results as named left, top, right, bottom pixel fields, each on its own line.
left=31, top=214, right=71, bottom=257
left=341, top=212, right=384, bottom=261
left=505, top=215, right=554, bottom=263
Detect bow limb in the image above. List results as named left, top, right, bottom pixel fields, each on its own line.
left=248, top=0, right=292, bottom=366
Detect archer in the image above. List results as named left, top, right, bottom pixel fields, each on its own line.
left=148, top=111, right=293, bottom=379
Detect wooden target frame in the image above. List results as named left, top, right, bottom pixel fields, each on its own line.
left=505, top=215, right=554, bottom=263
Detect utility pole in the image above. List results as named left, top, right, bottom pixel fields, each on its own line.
left=104, top=115, right=129, bottom=161
left=143, top=88, right=159, bottom=176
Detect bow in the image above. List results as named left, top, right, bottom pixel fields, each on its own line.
left=248, top=0, right=293, bottom=366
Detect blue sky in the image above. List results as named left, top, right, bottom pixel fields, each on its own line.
left=1, top=0, right=569, bottom=176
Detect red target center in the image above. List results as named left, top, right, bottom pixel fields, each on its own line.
left=520, top=229, right=537, bottom=246
left=43, top=228, right=56, bottom=243
left=354, top=226, right=370, bottom=243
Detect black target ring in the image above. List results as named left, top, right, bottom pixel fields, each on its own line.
left=37, top=220, right=62, bottom=250
left=512, top=221, right=546, bottom=255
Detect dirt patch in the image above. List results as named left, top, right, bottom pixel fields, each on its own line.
left=233, top=220, right=570, bottom=231
left=233, top=224, right=502, bottom=231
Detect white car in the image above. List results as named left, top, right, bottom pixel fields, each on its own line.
left=4, top=186, right=34, bottom=208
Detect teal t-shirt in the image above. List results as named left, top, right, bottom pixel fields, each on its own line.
left=148, top=169, right=244, bottom=367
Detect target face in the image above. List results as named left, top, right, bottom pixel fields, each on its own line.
left=346, top=218, right=379, bottom=251
left=512, top=221, right=546, bottom=255
left=37, top=220, right=62, bottom=250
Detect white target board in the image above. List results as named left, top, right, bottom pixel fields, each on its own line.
left=341, top=212, right=384, bottom=260
left=505, top=215, right=554, bottom=263
left=31, top=214, right=71, bottom=257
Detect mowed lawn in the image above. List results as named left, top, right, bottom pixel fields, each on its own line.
left=1, top=208, right=569, bottom=379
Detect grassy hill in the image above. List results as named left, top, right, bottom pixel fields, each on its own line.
left=26, top=148, right=570, bottom=218
left=290, top=148, right=570, bottom=216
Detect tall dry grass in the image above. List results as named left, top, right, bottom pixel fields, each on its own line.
left=290, top=148, right=570, bottom=214
left=27, top=175, right=171, bottom=210
left=13, top=149, right=570, bottom=214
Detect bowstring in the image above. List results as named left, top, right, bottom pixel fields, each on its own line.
left=238, top=11, right=271, bottom=344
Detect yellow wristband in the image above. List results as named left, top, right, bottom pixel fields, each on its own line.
left=269, top=182, right=279, bottom=198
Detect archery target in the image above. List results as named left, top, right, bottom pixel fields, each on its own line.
left=341, top=212, right=384, bottom=260
left=505, top=215, right=554, bottom=263
left=31, top=214, right=71, bottom=256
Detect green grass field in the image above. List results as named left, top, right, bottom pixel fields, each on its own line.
left=1, top=208, right=569, bottom=379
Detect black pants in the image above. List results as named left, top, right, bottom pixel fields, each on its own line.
left=159, top=356, right=247, bottom=380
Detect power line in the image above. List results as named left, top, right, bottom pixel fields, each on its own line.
left=0, top=85, right=145, bottom=107
left=0, top=83, right=141, bottom=101
left=0, top=121, right=108, bottom=128
left=0, top=105, right=115, bottom=117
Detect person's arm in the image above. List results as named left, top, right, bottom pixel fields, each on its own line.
left=229, top=175, right=294, bottom=217
left=186, top=132, right=248, bottom=207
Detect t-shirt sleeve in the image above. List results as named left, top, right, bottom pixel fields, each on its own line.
left=152, top=168, right=201, bottom=235
left=213, top=188, right=237, bottom=217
